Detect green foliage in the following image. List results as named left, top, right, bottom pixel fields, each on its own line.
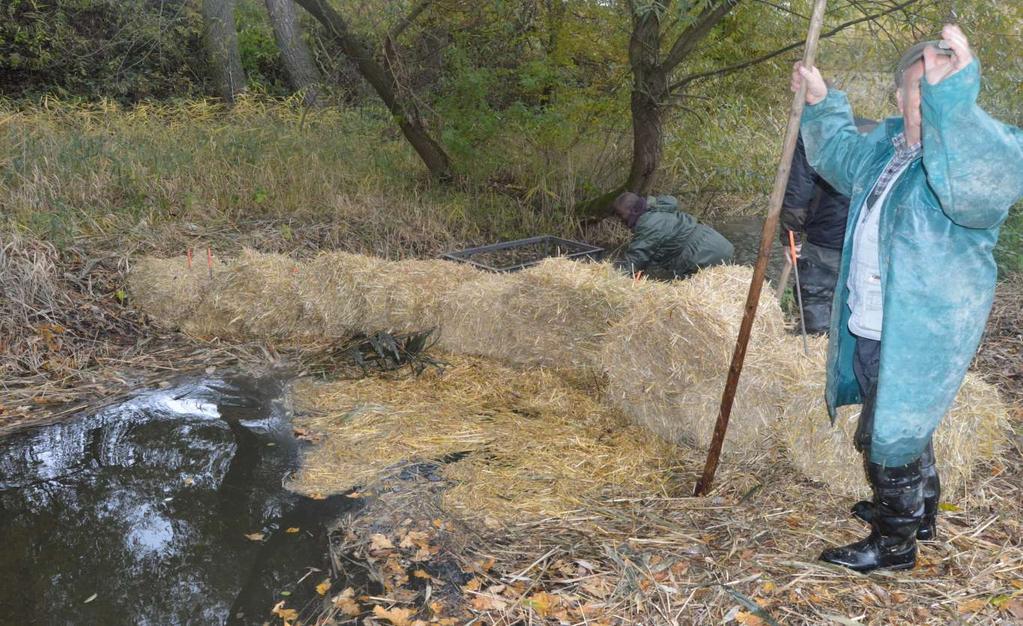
left=996, top=207, right=1023, bottom=275
left=0, top=0, right=206, bottom=102
left=235, top=0, right=290, bottom=94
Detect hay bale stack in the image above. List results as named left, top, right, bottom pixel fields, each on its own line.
left=777, top=339, right=1009, bottom=500
left=601, top=265, right=793, bottom=456
left=298, top=251, right=386, bottom=337
left=358, top=258, right=482, bottom=335
left=188, top=248, right=311, bottom=340
left=438, top=258, right=647, bottom=370
left=128, top=255, right=225, bottom=329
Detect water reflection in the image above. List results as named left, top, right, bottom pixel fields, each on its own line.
left=0, top=375, right=355, bottom=625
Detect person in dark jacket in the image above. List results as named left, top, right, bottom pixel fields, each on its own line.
left=781, top=118, right=877, bottom=333
left=612, top=192, right=734, bottom=278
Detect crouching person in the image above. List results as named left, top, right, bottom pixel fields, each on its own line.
left=612, top=192, right=734, bottom=279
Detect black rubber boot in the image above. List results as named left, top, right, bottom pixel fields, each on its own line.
left=820, top=459, right=924, bottom=572
left=852, top=443, right=939, bottom=540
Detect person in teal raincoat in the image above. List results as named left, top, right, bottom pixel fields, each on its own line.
left=612, top=192, right=734, bottom=278
left=793, top=25, right=1023, bottom=572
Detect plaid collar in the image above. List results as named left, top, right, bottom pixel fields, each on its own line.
left=891, top=132, right=922, bottom=159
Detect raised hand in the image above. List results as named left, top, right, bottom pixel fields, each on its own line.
left=923, top=24, right=973, bottom=85
left=792, top=62, right=828, bottom=105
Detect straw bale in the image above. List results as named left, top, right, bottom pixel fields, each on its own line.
left=298, top=251, right=385, bottom=337
left=777, top=337, right=1009, bottom=500
left=187, top=248, right=312, bottom=340
left=438, top=258, right=648, bottom=370
left=127, top=254, right=225, bottom=329
left=357, top=258, right=482, bottom=335
left=601, top=265, right=794, bottom=456
left=287, top=355, right=679, bottom=521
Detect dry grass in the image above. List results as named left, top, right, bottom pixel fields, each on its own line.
left=287, top=355, right=680, bottom=523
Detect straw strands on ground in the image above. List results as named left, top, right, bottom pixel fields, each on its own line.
left=601, top=265, right=794, bottom=456
left=287, top=355, right=679, bottom=522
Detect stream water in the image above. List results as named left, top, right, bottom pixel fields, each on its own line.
left=0, top=374, right=355, bottom=625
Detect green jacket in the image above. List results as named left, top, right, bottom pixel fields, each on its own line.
left=802, top=59, right=1023, bottom=466
left=621, top=196, right=734, bottom=277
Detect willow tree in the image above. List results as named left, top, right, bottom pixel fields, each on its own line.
left=202, top=0, right=247, bottom=103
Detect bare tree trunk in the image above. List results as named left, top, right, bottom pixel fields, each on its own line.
left=264, top=0, right=322, bottom=106
left=625, top=7, right=667, bottom=195
left=292, top=0, right=453, bottom=181
left=202, top=0, right=247, bottom=103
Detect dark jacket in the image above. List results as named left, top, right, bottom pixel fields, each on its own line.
left=782, top=118, right=876, bottom=249
left=620, top=196, right=734, bottom=277
left=782, top=135, right=850, bottom=249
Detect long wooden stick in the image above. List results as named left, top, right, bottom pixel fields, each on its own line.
left=694, top=0, right=830, bottom=497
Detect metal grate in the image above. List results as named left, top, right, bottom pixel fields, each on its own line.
left=441, top=235, right=604, bottom=272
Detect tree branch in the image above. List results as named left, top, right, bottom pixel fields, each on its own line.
left=662, top=0, right=741, bottom=72
left=669, top=0, right=924, bottom=91
left=387, top=0, right=435, bottom=43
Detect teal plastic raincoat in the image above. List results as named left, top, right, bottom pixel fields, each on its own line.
left=801, top=59, right=1023, bottom=467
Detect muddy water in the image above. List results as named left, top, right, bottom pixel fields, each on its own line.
left=0, top=375, right=356, bottom=625
left=709, top=215, right=788, bottom=285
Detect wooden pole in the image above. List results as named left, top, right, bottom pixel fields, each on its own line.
left=694, top=0, right=830, bottom=497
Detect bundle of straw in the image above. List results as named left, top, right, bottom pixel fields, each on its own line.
left=438, top=258, right=647, bottom=370
left=601, top=265, right=793, bottom=456
left=188, top=248, right=312, bottom=340
left=298, top=251, right=385, bottom=337
left=128, top=254, right=224, bottom=329
left=357, top=258, right=482, bottom=335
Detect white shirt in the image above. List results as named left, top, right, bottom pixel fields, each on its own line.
left=847, top=148, right=918, bottom=340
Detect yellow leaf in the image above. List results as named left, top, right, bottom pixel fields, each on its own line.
left=736, top=611, right=765, bottom=625
left=370, top=533, right=394, bottom=553
left=761, top=581, right=776, bottom=594
left=244, top=532, right=265, bottom=541
left=315, top=579, right=331, bottom=596
left=286, top=527, right=300, bottom=534
left=332, top=587, right=361, bottom=617
left=938, top=502, right=961, bottom=512
left=958, top=598, right=989, bottom=614
left=372, top=605, right=415, bottom=626
left=525, top=592, right=556, bottom=617
left=399, top=530, right=431, bottom=549
left=463, top=578, right=482, bottom=592
left=412, top=569, right=432, bottom=579
left=271, top=601, right=299, bottom=621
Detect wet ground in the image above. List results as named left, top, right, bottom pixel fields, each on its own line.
left=0, top=374, right=358, bottom=625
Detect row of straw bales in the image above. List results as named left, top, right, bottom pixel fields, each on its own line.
left=129, top=250, right=1008, bottom=497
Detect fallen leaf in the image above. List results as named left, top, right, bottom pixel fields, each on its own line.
left=286, top=527, right=300, bottom=534
left=525, top=592, right=556, bottom=617
left=370, top=533, right=394, bottom=553
left=470, top=594, right=507, bottom=611
left=244, top=532, right=265, bottom=542
left=736, top=611, right=765, bottom=625
left=958, top=598, right=989, bottom=614
left=761, top=581, right=776, bottom=594
left=372, top=605, right=415, bottom=626
left=332, top=588, right=361, bottom=617
left=84, top=593, right=97, bottom=604
left=315, top=579, right=331, bottom=596
left=412, top=569, right=432, bottom=579
left=399, top=530, right=431, bottom=549
left=938, top=502, right=961, bottom=512
left=462, top=578, right=481, bottom=592
left=1003, top=598, right=1023, bottom=619
left=271, top=601, right=299, bottom=621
